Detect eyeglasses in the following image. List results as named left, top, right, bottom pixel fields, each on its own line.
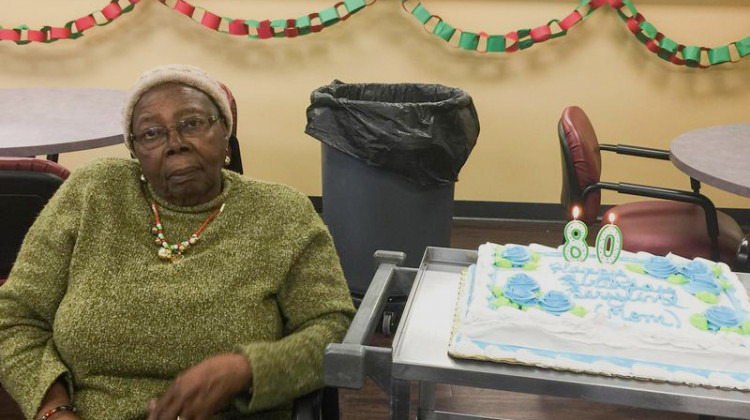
left=130, top=115, right=223, bottom=150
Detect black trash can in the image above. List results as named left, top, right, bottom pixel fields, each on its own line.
left=306, top=81, right=479, bottom=316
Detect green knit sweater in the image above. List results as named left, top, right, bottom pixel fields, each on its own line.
left=0, top=158, right=355, bottom=420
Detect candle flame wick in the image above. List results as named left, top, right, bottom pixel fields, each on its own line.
left=608, top=213, right=616, bottom=224
left=572, top=206, right=580, bottom=219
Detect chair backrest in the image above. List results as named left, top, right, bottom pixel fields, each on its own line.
left=218, top=82, right=244, bottom=175
left=558, top=106, right=602, bottom=225
left=0, top=157, right=70, bottom=279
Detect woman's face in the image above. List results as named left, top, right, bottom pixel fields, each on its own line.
left=132, top=83, right=229, bottom=206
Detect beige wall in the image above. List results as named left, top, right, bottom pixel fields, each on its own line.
left=1, top=0, right=749, bottom=209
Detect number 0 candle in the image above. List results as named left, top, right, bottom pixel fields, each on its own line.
left=563, top=206, right=588, bottom=262
left=596, top=213, right=623, bottom=264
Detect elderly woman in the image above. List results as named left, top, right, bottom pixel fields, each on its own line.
left=0, top=65, right=355, bottom=420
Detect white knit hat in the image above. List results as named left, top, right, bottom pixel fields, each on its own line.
left=122, top=64, right=233, bottom=152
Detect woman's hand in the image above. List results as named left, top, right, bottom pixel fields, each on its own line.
left=146, top=353, right=252, bottom=420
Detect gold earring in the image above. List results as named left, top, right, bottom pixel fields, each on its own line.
left=224, top=156, right=231, bottom=166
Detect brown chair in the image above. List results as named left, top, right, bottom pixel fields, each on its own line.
left=218, top=82, right=244, bottom=175
left=0, top=157, right=70, bottom=283
left=558, top=106, right=744, bottom=264
left=737, top=232, right=749, bottom=272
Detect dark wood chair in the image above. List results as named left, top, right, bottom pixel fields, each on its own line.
left=0, top=157, right=70, bottom=283
left=558, top=106, right=744, bottom=264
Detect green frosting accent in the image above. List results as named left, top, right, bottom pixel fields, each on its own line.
left=490, top=295, right=522, bottom=309
left=720, top=280, right=733, bottom=290
left=689, top=314, right=709, bottom=330
left=490, top=285, right=505, bottom=298
left=570, top=306, right=587, bottom=317
left=720, top=327, right=742, bottom=334
left=625, top=263, right=646, bottom=274
left=667, top=274, right=689, bottom=285
left=522, top=262, right=538, bottom=271
left=712, top=264, right=722, bottom=278
left=695, top=291, right=719, bottom=304
left=491, top=296, right=513, bottom=309
left=521, top=305, right=540, bottom=311
left=531, top=252, right=541, bottom=262
left=741, top=321, right=750, bottom=335
left=494, top=258, right=513, bottom=269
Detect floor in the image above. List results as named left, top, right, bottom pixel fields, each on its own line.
left=0, top=219, right=723, bottom=419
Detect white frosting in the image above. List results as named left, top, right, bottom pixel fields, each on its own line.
left=449, top=243, right=750, bottom=390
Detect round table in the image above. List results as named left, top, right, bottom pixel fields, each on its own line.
left=0, top=88, right=127, bottom=157
left=670, top=124, right=750, bottom=198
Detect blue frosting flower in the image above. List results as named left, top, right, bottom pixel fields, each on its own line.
left=540, top=291, right=575, bottom=316
left=506, top=273, right=540, bottom=293
left=680, top=260, right=711, bottom=280
left=685, top=273, right=722, bottom=296
left=501, top=246, right=532, bottom=266
left=503, top=285, right=539, bottom=306
left=644, top=256, right=678, bottom=278
left=704, top=306, right=742, bottom=331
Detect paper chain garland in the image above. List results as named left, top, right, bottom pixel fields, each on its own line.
left=1, top=0, right=748, bottom=68
left=0, top=0, right=139, bottom=44
left=0, top=0, right=374, bottom=43
left=403, top=0, right=750, bottom=67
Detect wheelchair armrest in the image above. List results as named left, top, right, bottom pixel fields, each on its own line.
left=293, top=389, right=322, bottom=420
left=599, top=144, right=670, bottom=160
left=292, top=387, right=339, bottom=420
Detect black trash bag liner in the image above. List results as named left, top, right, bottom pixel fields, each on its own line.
left=305, top=80, right=480, bottom=186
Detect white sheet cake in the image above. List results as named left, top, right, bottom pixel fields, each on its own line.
left=448, top=243, right=750, bottom=390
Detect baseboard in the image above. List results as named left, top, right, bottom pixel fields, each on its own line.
left=309, top=196, right=750, bottom=230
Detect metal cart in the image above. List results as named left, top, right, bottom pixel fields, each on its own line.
left=324, top=247, right=750, bottom=420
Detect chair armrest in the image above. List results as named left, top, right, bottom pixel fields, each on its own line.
left=582, top=181, right=720, bottom=261
left=599, top=144, right=670, bottom=160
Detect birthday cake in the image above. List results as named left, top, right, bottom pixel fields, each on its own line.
left=448, top=243, right=750, bottom=390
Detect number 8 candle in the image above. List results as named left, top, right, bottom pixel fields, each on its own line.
left=596, top=213, right=623, bottom=264
left=563, top=206, right=588, bottom=262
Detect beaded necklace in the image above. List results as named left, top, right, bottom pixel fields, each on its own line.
left=150, top=201, right=225, bottom=263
